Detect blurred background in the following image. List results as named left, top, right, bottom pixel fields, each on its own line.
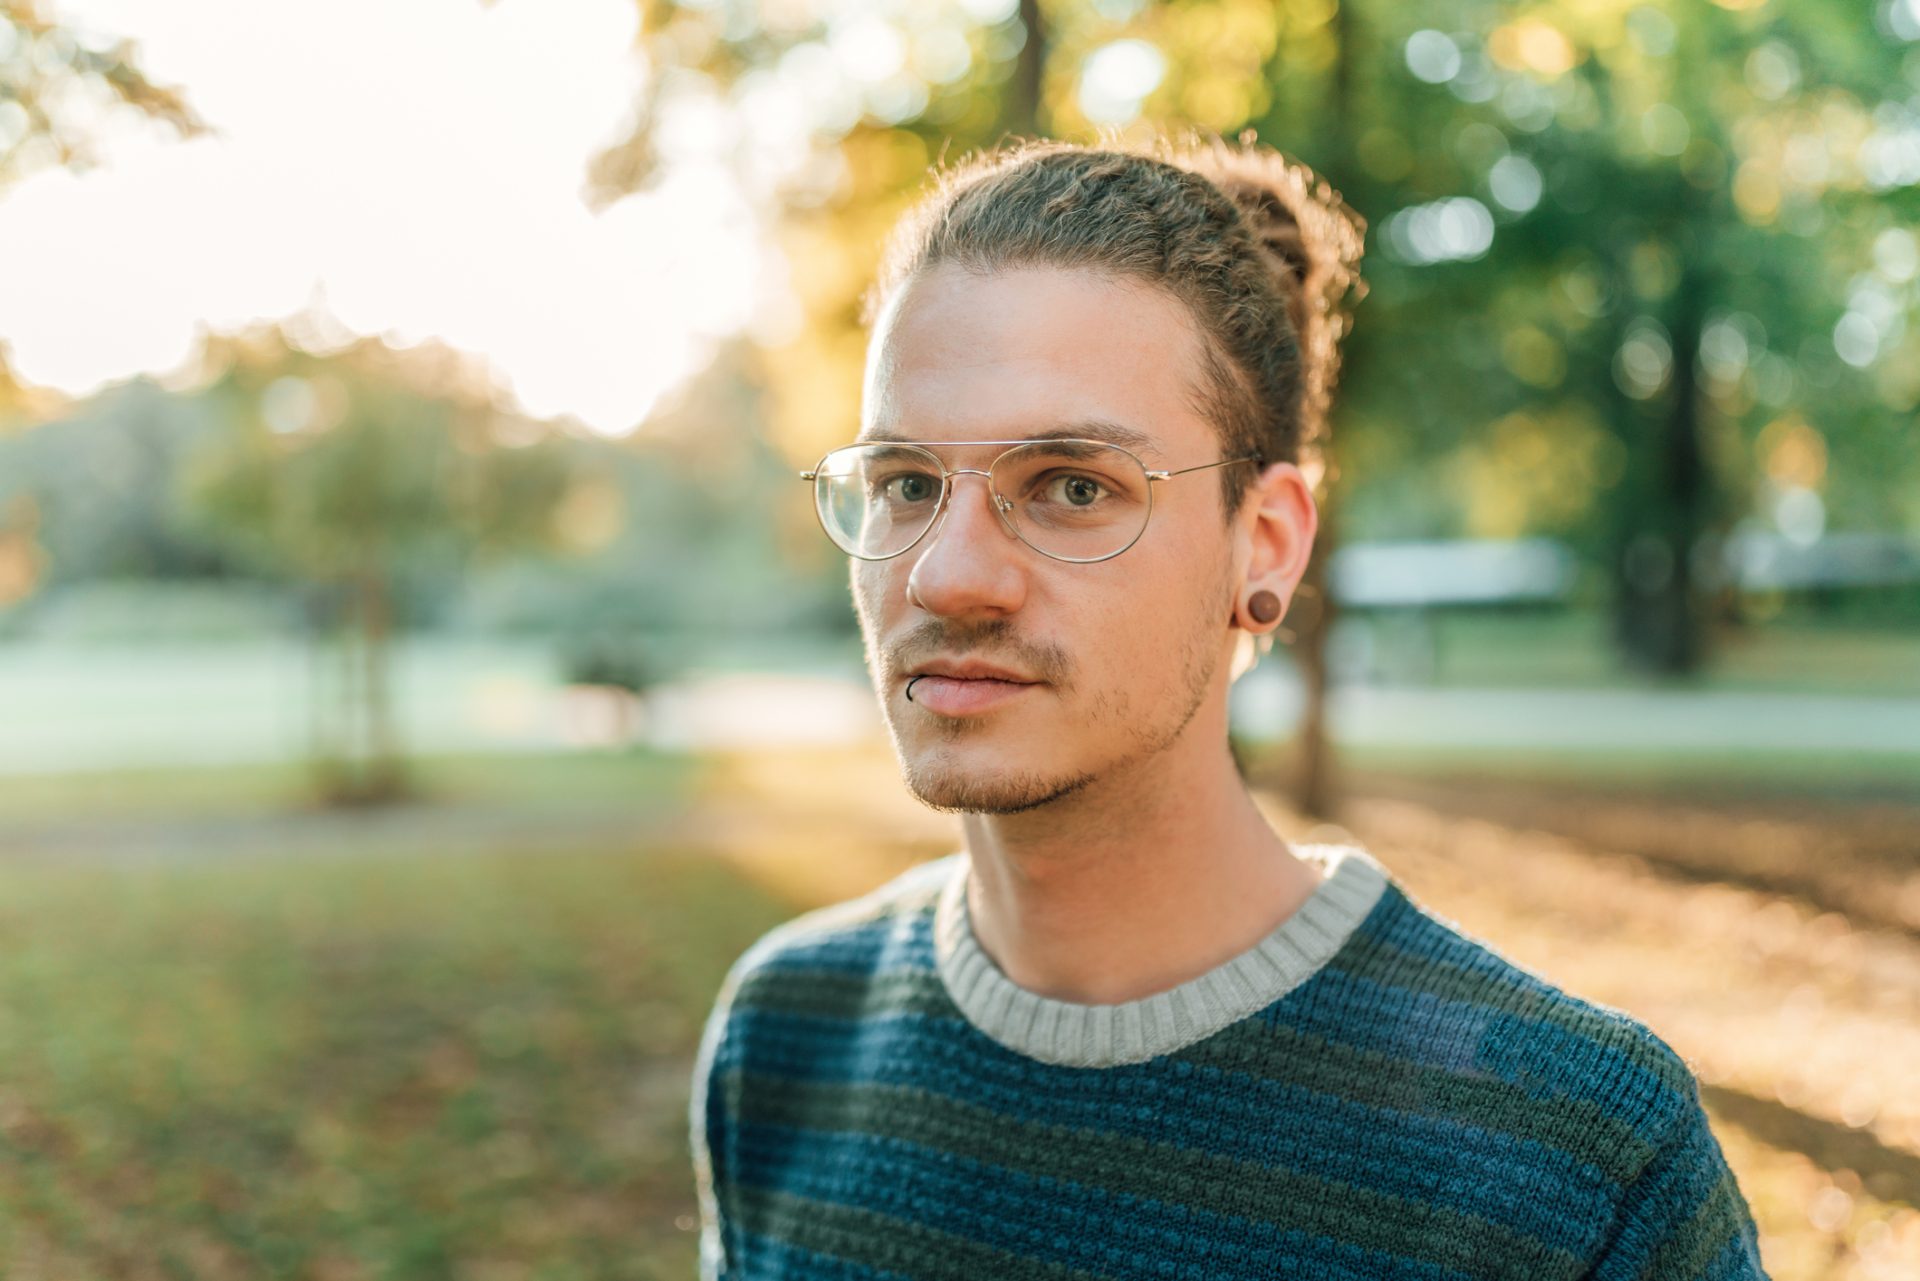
left=0, top=0, right=1915, bottom=1275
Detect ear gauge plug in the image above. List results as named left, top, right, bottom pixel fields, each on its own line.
left=1246, top=589, right=1281, bottom=626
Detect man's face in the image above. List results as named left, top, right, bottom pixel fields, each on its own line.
left=851, top=263, right=1244, bottom=816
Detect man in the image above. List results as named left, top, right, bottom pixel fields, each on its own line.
left=689, top=133, right=1767, bottom=1279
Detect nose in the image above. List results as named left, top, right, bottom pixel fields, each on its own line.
left=904, top=470, right=1028, bottom=618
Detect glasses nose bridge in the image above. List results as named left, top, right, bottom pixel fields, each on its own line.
left=920, top=465, right=1017, bottom=556
left=939, top=465, right=1014, bottom=516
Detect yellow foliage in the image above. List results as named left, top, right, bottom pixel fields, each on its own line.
left=1489, top=19, right=1580, bottom=78
left=1455, top=406, right=1622, bottom=538
left=1183, top=76, right=1253, bottom=131
left=778, top=218, right=874, bottom=320
left=1291, top=26, right=1338, bottom=74
left=841, top=128, right=931, bottom=199
left=1756, top=414, right=1827, bottom=489
left=1281, top=0, right=1338, bottom=35
left=1217, top=0, right=1282, bottom=49
left=1733, top=161, right=1781, bottom=222
left=550, top=477, right=626, bottom=555
left=760, top=327, right=869, bottom=470
left=0, top=534, right=43, bottom=606
left=0, top=494, right=45, bottom=606
left=1500, top=325, right=1568, bottom=389
left=754, top=124, right=940, bottom=472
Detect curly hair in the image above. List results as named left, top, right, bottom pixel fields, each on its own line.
left=860, top=127, right=1367, bottom=519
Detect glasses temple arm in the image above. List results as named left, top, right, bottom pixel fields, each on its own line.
left=1146, top=455, right=1265, bottom=480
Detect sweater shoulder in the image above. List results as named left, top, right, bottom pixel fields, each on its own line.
left=1330, top=881, right=1705, bottom=1142
left=718, top=852, right=958, bottom=994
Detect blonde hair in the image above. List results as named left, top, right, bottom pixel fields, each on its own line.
left=862, top=127, right=1368, bottom=516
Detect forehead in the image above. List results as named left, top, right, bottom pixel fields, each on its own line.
left=860, top=264, right=1217, bottom=463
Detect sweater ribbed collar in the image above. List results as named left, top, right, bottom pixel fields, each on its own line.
left=931, top=842, right=1391, bottom=1068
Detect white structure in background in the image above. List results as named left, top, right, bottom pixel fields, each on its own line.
left=1716, top=530, right=1920, bottom=591
left=1329, top=537, right=1579, bottom=608
left=640, top=672, right=882, bottom=751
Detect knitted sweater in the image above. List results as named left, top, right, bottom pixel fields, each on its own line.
left=689, top=842, right=1768, bottom=1280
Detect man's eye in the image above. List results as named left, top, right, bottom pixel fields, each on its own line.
left=1039, top=474, right=1108, bottom=507
left=877, top=472, right=939, bottom=502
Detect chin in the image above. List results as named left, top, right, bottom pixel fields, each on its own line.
left=898, top=747, right=1097, bottom=816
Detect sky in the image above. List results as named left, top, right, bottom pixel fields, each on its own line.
left=1, top=0, right=774, bottom=434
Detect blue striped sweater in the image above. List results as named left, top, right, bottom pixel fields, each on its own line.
left=690, top=842, right=1767, bottom=1279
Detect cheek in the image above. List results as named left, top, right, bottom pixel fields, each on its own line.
left=1096, top=544, right=1230, bottom=664
left=1072, top=564, right=1184, bottom=666
left=851, top=563, right=891, bottom=621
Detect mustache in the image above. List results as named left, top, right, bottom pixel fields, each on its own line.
left=886, top=618, right=1070, bottom=687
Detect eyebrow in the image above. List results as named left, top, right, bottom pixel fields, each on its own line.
left=856, top=418, right=1162, bottom=458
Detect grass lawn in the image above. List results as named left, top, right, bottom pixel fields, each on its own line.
left=0, top=752, right=792, bottom=1280
left=0, top=841, right=797, bottom=1281
left=0, top=749, right=706, bottom=827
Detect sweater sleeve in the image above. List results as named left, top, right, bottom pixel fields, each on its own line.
left=1583, top=1082, right=1769, bottom=1281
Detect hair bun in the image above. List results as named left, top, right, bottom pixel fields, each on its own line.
left=1141, top=128, right=1368, bottom=454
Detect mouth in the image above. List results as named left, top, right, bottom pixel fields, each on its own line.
left=903, top=673, right=1042, bottom=717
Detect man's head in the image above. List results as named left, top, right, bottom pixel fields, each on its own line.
left=842, top=133, right=1365, bottom=816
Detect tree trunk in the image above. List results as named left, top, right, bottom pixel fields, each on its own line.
left=1291, top=472, right=1343, bottom=820
left=353, top=563, right=408, bottom=804
left=1001, top=0, right=1047, bottom=139
left=1610, top=223, right=1713, bottom=678
left=1284, top=0, right=1361, bottom=822
left=304, top=581, right=354, bottom=802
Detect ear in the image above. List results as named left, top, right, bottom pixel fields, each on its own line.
left=1232, top=461, right=1318, bottom=633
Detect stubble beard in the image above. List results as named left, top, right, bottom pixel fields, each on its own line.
left=872, top=577, right=1233, bottom=817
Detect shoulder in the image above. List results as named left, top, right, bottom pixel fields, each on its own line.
left=708, top=851, right=961, bottom=1011
left=1333, top=879, right=1706, bottom=1156
left=691, top=851, right=959, bottom=1106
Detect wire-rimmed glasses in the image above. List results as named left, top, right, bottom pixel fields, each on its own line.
left=799, top=438, right=1262, bottom=564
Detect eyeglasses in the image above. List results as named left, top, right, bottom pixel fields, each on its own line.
left=798, top=438, right=1262, bottom=564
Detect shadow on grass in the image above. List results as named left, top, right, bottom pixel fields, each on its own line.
left=1328, top=763, right=1920, bottom=940
left=1704, top=1084, right=1920, bottom=1211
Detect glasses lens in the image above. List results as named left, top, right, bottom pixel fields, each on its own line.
left=991, top=441, right=1151, bottom=562
left=814, top=444, right=944, bottom=558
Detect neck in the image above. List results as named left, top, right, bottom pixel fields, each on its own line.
left=957, top=703, right=1325, bottom=1006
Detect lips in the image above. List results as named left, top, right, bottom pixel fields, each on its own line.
left=905, top=672, right=1039, bottom=716
left=899, top=653, right=1047, bottom=716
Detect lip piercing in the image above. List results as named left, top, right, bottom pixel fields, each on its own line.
left=906, top=675, right=926, bottom=702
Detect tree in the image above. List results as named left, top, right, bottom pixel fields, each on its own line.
left=178, top=325, right=579, bottom=805
left=0, top=0, right=209, bottom=417
left=0, top=0, right=206, bottom=189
